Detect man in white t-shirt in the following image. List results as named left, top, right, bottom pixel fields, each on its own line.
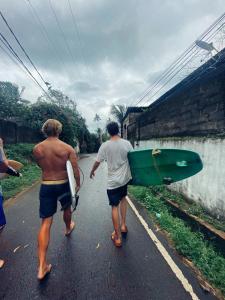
left=90, top=122, right=133, bottom=247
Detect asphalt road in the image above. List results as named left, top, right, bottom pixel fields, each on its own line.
left=0, top=155, right=217, bottom=300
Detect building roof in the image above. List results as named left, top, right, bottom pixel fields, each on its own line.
left=122, top=107, right=145, bottom=121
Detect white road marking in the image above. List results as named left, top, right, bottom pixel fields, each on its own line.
left=127, top=197, right=199, bottom=300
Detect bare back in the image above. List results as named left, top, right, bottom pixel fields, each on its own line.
left=33, top=138, right=78, bottom=181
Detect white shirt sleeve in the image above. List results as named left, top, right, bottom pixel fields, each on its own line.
left=96, top=144, right=106, bottom=162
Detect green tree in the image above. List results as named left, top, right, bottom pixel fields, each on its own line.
left=94, top=113, right=101, bottom=122
left=0, top=81, right=30, bottom=121
left=38, top=88, right=76, bottom=110
left=25, top=102, right=75, bottom=146
left=110, top=104, right=126, bottom=125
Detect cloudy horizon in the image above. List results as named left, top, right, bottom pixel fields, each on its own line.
left=0, top=0, right=224, bottom=131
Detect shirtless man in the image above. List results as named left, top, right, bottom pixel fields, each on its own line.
left=33, top=119, right=80, bottom=280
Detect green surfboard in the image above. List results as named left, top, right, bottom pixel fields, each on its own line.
left=128, top=148, right=203, bottom=186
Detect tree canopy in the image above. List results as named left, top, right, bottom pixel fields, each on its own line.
left=0, top=81, right=99, bottom=152
left=110, top=104, right=126, bottom=125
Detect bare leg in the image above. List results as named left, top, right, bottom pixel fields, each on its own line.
left=0, top=259, right=4, bottom=269
left=111, top=206, right=122, bottom=246
left=120, top=197, right=127, bottom=231
left=64, top=207, right=75, bottom=236
left=37, top=217, right=53, bottom=279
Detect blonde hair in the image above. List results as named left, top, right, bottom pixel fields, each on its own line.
left=42, top=119, right=62, bottom=137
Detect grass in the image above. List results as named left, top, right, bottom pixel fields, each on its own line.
left=129, top=185, right=225, bottom=296
left=150, top=185, right=225, bottom=232
left=1, top=143, right=41, bottom=200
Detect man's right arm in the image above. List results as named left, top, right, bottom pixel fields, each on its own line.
left=90, top=143, right=105, bottom=179
left=68, top=147, right=80, bottom=192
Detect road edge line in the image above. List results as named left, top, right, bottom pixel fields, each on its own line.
left=127, top=196, right=199, bottom=300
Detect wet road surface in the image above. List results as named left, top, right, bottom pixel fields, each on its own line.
left=0, top=155, right=217, bottom=299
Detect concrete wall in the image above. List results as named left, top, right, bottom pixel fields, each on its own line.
left=137, top=138, right=225, bottom=219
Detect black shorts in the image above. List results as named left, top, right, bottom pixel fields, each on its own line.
left=107, top=184, right=128, bottom=207
left=39, top=181, right=72, bottom=218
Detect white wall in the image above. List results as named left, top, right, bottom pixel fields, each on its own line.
left=137, top=138, right=225, bottom=218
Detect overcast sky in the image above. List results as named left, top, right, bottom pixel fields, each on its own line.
left=0, top=0, right=224, bottom=131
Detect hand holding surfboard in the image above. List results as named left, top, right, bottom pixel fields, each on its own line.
left=66, top=160, right=79, bottom=211
left=0, top=160, right=23, bottom=179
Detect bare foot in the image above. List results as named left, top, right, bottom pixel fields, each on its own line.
left=65, top=221, right=75, bottom=236
left=0, top=259, right=5, bottom=269
left=121, top=225, right=128, bottom=234
left=111, top=231, right=122, bottom=247
left=37, top=264, right=52, bottom=280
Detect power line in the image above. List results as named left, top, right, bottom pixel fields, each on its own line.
left=0, top=39, right=51, bottom=91
left=0, top=10, right=50, bottom=90
left=67, top=0, right=91, bottom=74
left=131, top=13, right=225, bottom=107
left=137, top=14, right=225, bottom=107
left=48, top=0, right=79, bottom=102
left=48, top=0, right=77, bottom=68
left=25, top=0, right=67, bottom=71
left=0, top=32, right=51, bottom=98
left=0, top=41, right=32, bottom=77
left=135, top=13, right=225, bottom=106
left=139, top=17, right=225, bottom=106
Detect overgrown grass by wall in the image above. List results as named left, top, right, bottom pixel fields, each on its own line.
left=150, top=185, right=225, bottom=232
left=1, top=144, right=41, bottom=199
left=129, top=186, right=225, bottom=296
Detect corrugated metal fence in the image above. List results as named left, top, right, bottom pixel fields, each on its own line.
left=0, top=119, right=42, bottom=144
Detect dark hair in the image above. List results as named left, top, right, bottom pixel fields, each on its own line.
left=106, top=122, right=119, bottom=136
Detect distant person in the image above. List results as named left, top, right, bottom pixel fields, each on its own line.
left=33, top=119, right=80, bottom=280
left=90, top=122, right=133, bottom=247
left=0, top=137, right=21, bottom=269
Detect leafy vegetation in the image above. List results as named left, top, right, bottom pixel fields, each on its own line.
left=0, top=82, right=100, bottom=152
left=1, top=144, right=41, bottom=200
left=110, top=104, right=126, bottom=125
left=149, top=186, right=225, bottom=232
left=129, top=185, right=225, bottom=295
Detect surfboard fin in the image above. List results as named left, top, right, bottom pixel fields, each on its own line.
left=163, top=177, right=173, bottom=185
left=152, top=149, right=161, bottom=156
left=176, top=160, right=188, bottom=167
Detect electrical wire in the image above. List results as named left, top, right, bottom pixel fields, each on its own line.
left=48, top=0, right=77, bottom=68
left=25, top=0, right=67, bottom=71
left=131, top=13, right=225, bottom=107
left=140, top=20, right=225, bottom=106
left=0, top=10, right=50, bottom=90
left=0, top=32, right=51, bottom=99
left=134, top=13, right=225, bottom=106
left=0, top=37, right=47, bottom=90
left=0, top=42, right=33, bottom=77
left=67, top=0, right=92, bottom=76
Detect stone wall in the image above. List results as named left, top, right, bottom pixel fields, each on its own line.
left=127, top=49, right=225, bottom=141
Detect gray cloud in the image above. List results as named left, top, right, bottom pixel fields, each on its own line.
left=0, top=0, right=224, bottom=130
left=69, top=81, right=99, bottom=93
